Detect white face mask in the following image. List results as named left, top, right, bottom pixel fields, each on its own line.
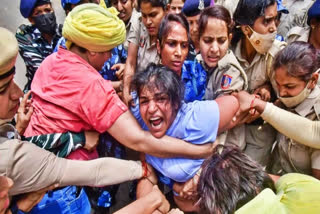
left=246, top=26, right=277, bottom=54
left=278, top=82, right=311, bottom=108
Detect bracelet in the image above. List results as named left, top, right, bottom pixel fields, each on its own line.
left=250, top=95, right=259, bottom=115
left=141, top=161, right=148, bottom=178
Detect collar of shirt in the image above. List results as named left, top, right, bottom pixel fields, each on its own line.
left=295, top=85, right=320, bottom=117
left=234, top=39, right=263, bottom=70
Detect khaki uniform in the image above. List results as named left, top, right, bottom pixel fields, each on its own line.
left=232, top=39, right=286, bottom=166
left=215, top=0, right=239, bottom=17
left=0, top=136, right=142, bottom=196
left=201, top=50, right=248, bottom=149
left=127, top=15, right=159, bottom=72
left=269, top=86, right=320, bottom=175
left=204, top=50, right=248, bottom=100
left=286, top=26, right=310, bottom=43
left=124, top=9, right=141, bottom=50
left=277, top=0, right=315, bottom=37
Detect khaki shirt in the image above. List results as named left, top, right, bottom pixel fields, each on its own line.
left=203, top=50, right=248, bottom=100
left=233, top=39, right=286, bottom=92
left=215, top=0, right=239, bottom=17
left=271, top=86, right=320, bottom=175
left=231, top=39, right=285, bottom=166
left=277, top=0, right=315, bottom=37
left=124, top=9, right=141, bottom=50
left=127, top=15, right=159, bottom=72
left=286, top=26, right=310, bottom=44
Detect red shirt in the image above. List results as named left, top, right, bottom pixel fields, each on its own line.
left=25, top=48, right=127, bottom=151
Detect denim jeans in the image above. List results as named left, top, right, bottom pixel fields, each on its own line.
left=29, top=186, right=91, bottom=214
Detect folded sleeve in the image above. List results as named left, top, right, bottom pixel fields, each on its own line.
left=79, top=79, right=128, bottom=133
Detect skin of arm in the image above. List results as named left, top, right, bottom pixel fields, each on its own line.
left=122, top=42, right=138, bottom=106
left=107, top=111, right=215, bottom=158
left=115, top=185, right=169, bottom=214
left=216, top=95, right=240, bottom=132
left=234, top=91, right=320, bottom=148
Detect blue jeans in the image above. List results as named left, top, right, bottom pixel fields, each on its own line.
left=29, top=186, right=91, bottom=214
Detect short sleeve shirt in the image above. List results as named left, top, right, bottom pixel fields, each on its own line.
left=132, top=100, right=220, bottom=182
left=286, top=26, right=310, bottom=44
left=24, top=48, right=128, bottom=137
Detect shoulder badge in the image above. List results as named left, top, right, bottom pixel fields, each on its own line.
left=221, top=74, right=233, bottom=89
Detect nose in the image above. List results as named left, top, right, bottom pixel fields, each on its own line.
left=10, top=81, right=23, bottom=101
left=146, top=17, right=152, bottom=26
left=210, top=41, right=219, bottom=53
left=147, top=100, right=158, bottom=114
left=269, top=20, right=277, bottom=33
left=278, top=86, right=287, bottom=97
left=117, top=1, right=124, bottom=11
left=175, top=45, right=182, bottom=57
left=175, top=8, right=180, bottom=14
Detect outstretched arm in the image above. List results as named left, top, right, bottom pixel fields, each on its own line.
left=107, top=111, right=215, bottom=158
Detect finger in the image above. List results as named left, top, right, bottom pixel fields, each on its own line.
left=26, top=106, right=34, bottom=118
left=111, top=64, right=120, bottom=70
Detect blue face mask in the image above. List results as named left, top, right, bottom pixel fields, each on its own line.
left=33, top=12, right=57, bottom=35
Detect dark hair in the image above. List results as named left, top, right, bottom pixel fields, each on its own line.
left=168, top=0, right=186, bottom=3
left=157, top=13, right=190, bottom=47
left=231, top=0, right=276, bottom=46
left=198, top=5, right=234, bottom=38
left=197, top=145, right=275, bottom=214
left=273, top=41, right=320, bottom=82
left=131, top=63, right=184, bottom=110
left=138, top=0, right=166, bottom=10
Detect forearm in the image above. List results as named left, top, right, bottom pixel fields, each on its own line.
left=261, top=103, right=320, bottom=148
left=108, top=112, right=213, bottom=158
left=136, top=178, right=154, bottom=199
left=114, top=192, right=161, bottom=214
left=60, top=158, right=143, bottom=186
left=6, top=140, right=142, bottom=195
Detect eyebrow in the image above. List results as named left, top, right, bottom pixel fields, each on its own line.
left=0, top=81, right=11, bottom=92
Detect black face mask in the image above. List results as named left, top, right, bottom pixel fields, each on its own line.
left=33, top=12, right=57, bottom=35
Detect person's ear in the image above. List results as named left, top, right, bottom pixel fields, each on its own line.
left=241, top=25, right=252, bottom=37
left=309, top=72, right=319, bottom=90
left=156, top=39, right=161, bottom=55
left=228, top=33, right=233, bottom=45
left=310, top=18, right=317, bottom=30
left=28, top=17, right=35, bottom=25
left=166, top=4, right=171, bottom=12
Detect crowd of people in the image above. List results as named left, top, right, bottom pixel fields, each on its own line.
left=1, top=0, right=320, bottom=213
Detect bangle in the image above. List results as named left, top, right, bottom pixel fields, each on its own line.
left=141, top=161, right=148, bottom=178
left=250, top=95, right=259, bottom=115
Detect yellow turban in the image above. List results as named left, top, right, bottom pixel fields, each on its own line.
left=63, top=3, right=126, bottom=52
left=0, top=27, right=18, bottom=78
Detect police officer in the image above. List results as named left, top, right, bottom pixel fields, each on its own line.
left=182, top=0, right=211, bottom=60
left=231, top=0, right=286, bottom=166
left=16, top=0, right=62, bottom=92
left=286, top=0, right=320, bottom=50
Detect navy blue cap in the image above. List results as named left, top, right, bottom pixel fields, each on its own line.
left=20, top=0, right=51, bottom=18
left=308, top=0, right=320, bottom=25
left=277, top=0, right=289, bottom=14
left=61, top=0, right=81, bottom=9
left=182, top=0, right=211, bottom=17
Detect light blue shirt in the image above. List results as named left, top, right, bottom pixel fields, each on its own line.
left=131, top=95, right=220, bottom=182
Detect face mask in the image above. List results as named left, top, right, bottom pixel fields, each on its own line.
left=246, top=26, right=276, bottom=54
left=278, top=82, right=311, bottom=108
left=33, top=12, right=57, bottom=35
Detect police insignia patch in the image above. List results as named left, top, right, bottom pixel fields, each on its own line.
left=221, top=74, right=232, bottom=89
